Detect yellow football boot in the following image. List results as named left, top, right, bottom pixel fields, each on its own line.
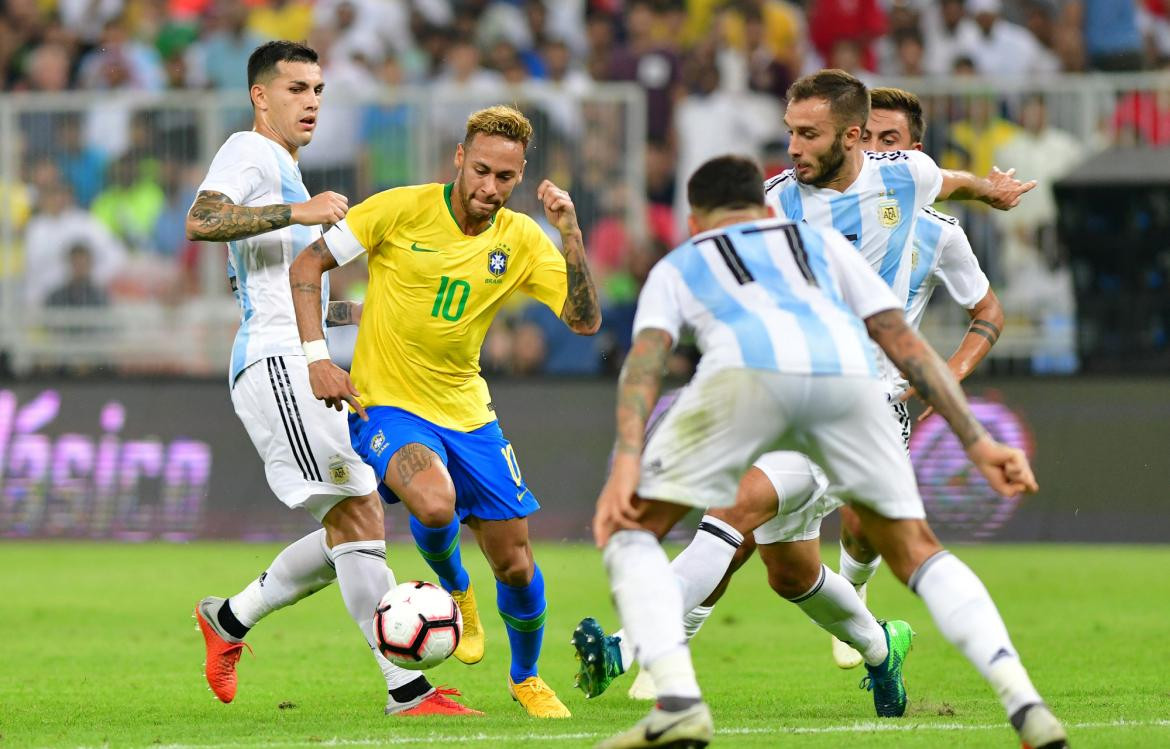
left=451, top=584, right=485, bottom=665
left=509, top=675, right=571, bottom=718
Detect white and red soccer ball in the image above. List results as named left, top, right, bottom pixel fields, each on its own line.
left=373, top=581, right=462, bottom=670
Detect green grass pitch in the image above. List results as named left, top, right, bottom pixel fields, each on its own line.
left=1, top=541, right=1167, bottom=748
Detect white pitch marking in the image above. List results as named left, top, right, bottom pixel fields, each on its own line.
left=99, top=718, right=1170, bottom=749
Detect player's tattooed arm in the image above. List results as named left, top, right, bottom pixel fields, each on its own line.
left=559, top=229, right=602, bottom=335
left=290, top=237, right=339, bottom=342
left=952, top=288, right=1004, bottom=379
left=614, top=329, right=673, bottom=457
left=325, top=301, right=362, bottom=327
left=186, top=191, right=292, bottom=241
left=866, top=309, right=988, bottom=449
left=938, top=167, right=1037, bottom=210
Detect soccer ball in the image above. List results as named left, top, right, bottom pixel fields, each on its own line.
left=373, top=581, right=462, bottom=670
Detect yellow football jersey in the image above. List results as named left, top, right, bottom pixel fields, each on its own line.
left=342, top=183, right=568, bottom=431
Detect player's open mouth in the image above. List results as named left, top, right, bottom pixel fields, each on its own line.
left=299, top=117, right=316, bottom=130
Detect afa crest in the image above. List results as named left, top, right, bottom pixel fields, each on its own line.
left=488, top=248, right=509, bottom=277
left=877, top=199, right=901, bottom=228
left=328, top=454, right=350, bottom=485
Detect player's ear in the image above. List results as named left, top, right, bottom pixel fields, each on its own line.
left=842, top=124, right=862, bottom=149
left=686, top=213, right=700, bottom=237
left=913, top=142, right=924, bottom=151
left=454, top=143, right=465, bottom=170
left=250, top=84, right=266, bottom=111
left=517, top=159, right=526, bottom=184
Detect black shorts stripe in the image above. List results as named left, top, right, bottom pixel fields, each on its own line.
left=276, top=356, right=323, bottom=482
left=783, top=224, right=818, bottom=286
left=267, top=357, right=315, bottom=482
left=710, top=234, right=754, bottom=284
left=696, top=520, right=743, bottom=550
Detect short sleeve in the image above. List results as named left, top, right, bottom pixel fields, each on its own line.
left=904, top=149, right=943, bottom=207
left=518, top=223, right=568, bottom=314
left=340, top=190, right=401, bottom=258
left=198, top=135, right=267, bottom=205
left=322, top=219, right=367, bottom=267
left=823, top=228, right=901, bottom=319
left=631, top=259, right=686, bottom=343
left=934, top=223, right=990, bottom=309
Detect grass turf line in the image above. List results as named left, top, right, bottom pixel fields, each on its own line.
left=0, top=542, right=1167, bottom=748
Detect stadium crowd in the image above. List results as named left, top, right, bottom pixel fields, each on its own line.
left=1, top=0, right=1165, bottom=374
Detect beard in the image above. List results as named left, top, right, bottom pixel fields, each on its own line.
left=456, top=174, right=505, bottom=221
left=797, top=133, right=847, bottom=188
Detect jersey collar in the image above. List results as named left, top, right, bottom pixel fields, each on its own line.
left=444, top=182, right=495, bottom=235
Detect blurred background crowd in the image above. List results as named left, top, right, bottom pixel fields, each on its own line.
left=2, top=0, right=1168, bottom=377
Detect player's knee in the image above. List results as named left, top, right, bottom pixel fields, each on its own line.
left=410, top=499, right=455, bottom=528
left=765, top=551, right=822, bottom=599
left=323, top=493, right=385, bottom=542
left=490, top=550, right=533, bottom=587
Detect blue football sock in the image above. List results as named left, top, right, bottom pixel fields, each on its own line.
left=497, top=564, right=547, bottom=683
left=409, top=515, right=470, bottom=593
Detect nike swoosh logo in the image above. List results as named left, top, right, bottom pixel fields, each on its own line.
left=410, top=242, right=439, bottom=253
left=645, top=714, right=692, bottom=742
left=516, top=488, right=529, bottom=503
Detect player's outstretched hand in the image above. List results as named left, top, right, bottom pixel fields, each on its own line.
left=307, top=360, right=368, bottom=420
left=292, top=191, right=349, bottom=226
left=536, top=179, right=579, bottom=235
left=966, top=436, right=1038, bottom=496
left=983, top=166, right=1037, bottom=210
left=592, top=454, right=642, bottom=548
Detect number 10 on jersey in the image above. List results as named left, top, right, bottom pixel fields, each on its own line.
left=431, top=275, right=470, bottom=321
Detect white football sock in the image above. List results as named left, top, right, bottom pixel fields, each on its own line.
left=839, top=541, right=882, bottom=589
left=911, top=551, right=1043, bottom=717
left=331, top=540, right=418, bottom=690
left=604, top=530, right=700, bottom=699
left=790, top=565, right=888, bottom=667
left=683, top=605, right=714, bottom=640
left=673, top=516, right=743, bottom=611
left=612, top=517, right=741, bottom=671
left=229, top=529, right=334, bottom=628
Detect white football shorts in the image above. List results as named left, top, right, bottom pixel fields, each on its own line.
left=638, top=368, right=923, bottom=523
left=231, top=355, right=378, bottom=521
left=751, top=397, right=913, bottom=544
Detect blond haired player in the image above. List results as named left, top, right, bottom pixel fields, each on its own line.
left=189, top=40, right=477, bottom=717
left=290, top=105, right=600, bottom=718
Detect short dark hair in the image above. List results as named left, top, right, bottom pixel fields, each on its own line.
left=869, top=86, right=926, bottom=143
left=687, top=155, right=764, bottom=213
left=786, top=69, right=869, bottom=131
left=247, top=41, right=318, bottom=87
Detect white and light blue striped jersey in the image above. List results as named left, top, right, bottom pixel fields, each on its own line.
left=198, top=131, right=328, bottom=385
left=763, top=150, right=943, bottom=305
left=633, top=217, right=901, bottom=379
left=904, top=206, right=990, bottom=331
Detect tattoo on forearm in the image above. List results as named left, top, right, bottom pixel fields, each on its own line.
left=393, top=443, right=434, bottom=488
left=560, top=233, right=601, bottom=332
left=868, top=310, right=986, bottom=448
left=325, top=302, right=357, bottom=327
left=188, top=191, right=292, bottom=241
left=614, top=329, right=671, bottom=455
left=967, top=319, right=1000, bottom=345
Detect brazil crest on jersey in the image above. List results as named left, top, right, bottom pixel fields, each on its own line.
left=323, top=183, right=568, bottom=431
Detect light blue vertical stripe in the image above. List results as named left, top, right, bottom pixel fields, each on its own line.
left=667, top=243, right=776, bottom=370
left=796, top=224, right=878, bottom=377
left=877, top=163, right=917, bottom=287
left=228, top=240, right=252, bottom=382
left=777, top=181, right=803, bottom=222
left=734, top=228, right=840, bottom=374
left=828, top=193, right=863, bottom=250
left=274, top=148, right=327, bottom=319
left=906, top=216, right=943, bottom=309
